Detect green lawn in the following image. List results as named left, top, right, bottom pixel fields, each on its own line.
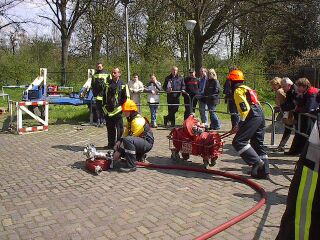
left=0, top=88, right=274, bottom=126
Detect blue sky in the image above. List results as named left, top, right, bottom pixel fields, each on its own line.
left=7, top=1, right=53, bottom=36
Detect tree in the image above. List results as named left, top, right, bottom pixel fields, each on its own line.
left=0, top=0, right=25, bottom=30
left=41, top=0, right=92, bottom=85
left=170, top=0, right=298, bottom=73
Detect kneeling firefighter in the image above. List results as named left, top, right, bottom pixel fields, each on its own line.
left=113, top=99, right=154, bottom=172
left=230, top=70, right=270, bottom=179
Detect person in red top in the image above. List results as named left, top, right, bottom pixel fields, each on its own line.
left=285, top=78, right=319, bottom=155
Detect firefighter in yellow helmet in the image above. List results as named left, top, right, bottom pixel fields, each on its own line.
left=229, top=70, right=270, bottom=179
left=113, top=99, right=154, bottom=172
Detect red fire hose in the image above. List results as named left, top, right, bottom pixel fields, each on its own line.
left=136, top=162, right=267, bottom=240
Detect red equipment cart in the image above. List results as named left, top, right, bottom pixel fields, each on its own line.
left=168, top=115, right=233, bottom=168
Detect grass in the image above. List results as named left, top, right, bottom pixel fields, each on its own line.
left=0, top=88, right=274, bottom=127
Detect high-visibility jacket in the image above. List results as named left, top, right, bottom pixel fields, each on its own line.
left=276, top=119, right=320, bottom=240
left=122, top=112, right=154, bottom=144
left=102, top=79, right=130, bottom=117
left=91, top=70, right=111, bottom=101
left=234, top=84, right=260, bottom=121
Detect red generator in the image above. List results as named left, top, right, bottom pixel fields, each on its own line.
left=168, top=114, right=232, bottom=168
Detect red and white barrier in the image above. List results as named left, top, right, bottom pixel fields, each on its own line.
left=16, top=100, right=49, bottom=134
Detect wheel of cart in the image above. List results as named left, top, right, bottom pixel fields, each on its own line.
left=170, top=149, right=181, bottom=161
left=168, top=130, right=234, bottom=168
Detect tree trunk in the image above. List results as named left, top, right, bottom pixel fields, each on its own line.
left=61, top=35, right=70, bottom=86
left=91, top=34, right=103, bottom=61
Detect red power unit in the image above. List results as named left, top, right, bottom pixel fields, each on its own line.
left=168, top=114, right=228, bottom=168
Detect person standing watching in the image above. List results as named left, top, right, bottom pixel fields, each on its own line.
left=163, top=66, right=185, bottom=127
left=145, top=73, right=162, bottom=128
left=230, top=69, right=269, bottom=179
left=198, top=67, right=209, bottom=126
left=102, top=67, right=130, bottom=149
left=269, top=77, right=293, bottom=152
left=128, top=73, right=144, bottom=112
left=285, top=77, right=319, bottom=155
left=183, top=69, right=199, bottom=120
left=204, top=68, right=221, bottom=130
left=91, top=62, right=111, bottom=127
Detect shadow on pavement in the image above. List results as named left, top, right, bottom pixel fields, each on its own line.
left=52, top=144, right=84, bottom=152
left=234, top=187, right=286, bottom=239
left=145, top=156, right=241, bottom=183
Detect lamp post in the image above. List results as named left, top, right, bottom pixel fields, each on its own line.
left=185, top=20, right=197, bottom=70
left=121, top=0, right=131, bottom=83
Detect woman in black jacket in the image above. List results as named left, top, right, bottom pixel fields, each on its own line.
left=204, top=68, right=221, bottom=130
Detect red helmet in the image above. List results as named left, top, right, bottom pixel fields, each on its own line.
left=227, top=70, right=244, bottom=81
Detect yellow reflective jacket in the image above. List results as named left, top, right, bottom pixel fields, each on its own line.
left=122, top=113, right=154, bottom=144
left=123, top=114, right=146, bottom=137
left=234, top=85, right=260, bottom=121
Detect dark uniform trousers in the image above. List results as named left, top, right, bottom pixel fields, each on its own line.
left=232, top=105, right=270, bottom=175
left=167, top=96, right=180, bottom=125
left=105, top=113, right=123, bottom=148
left=184, top=93, right=197, bottom=120
left=122, top=136, right=153, bottom=168
left=276, top=139, right=320, bottom=240
left=95, top=100, right=104, bottom=124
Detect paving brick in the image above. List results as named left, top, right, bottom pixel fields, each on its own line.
left=0, top=121, right=296, bottom=239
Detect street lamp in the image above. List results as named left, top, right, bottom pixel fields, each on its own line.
left=185, top=20, right=197, bottom=70
left=121, top=0, right=131, bottom=83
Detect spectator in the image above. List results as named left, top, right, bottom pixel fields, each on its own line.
left=204, top=68, right=221, bottom=130
left=198, top=67, right=209, bottom=126
left=223, top=67, right=240, bottom=128
left=183, top=69, right=199, bottom=120
left=270, top=77, right=293, bottom=152
left=280, top=77, right=299, bottom=155
left=128, top=73, right=144, bottom=112
left=145, top=73, right=162, bottom=128
left=285, top=77, right=319, bottom=155
left=163, top=66, right=185, bottom=127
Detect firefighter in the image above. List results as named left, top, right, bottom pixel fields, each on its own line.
left=113, top=99, right=154, bottom=172
left=276, top=115, right=320, bottom=239
left=91, top=63, right=111, bottom=127
left=230, top=69, right=270, bottom=179
left=102, top=67, right=130, bottom=149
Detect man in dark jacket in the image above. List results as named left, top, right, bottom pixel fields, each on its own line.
left=183, top=69, right=199, bottom=120
left=163, top=66, right=185, bottom=127
left=223, top=78, right=240, bottom=128
left=102, top=67, right=129, bottom=149
left=91, top=63, right=111, bottom=127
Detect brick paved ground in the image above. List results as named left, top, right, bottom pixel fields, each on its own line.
left=0, top=116, right=298, bottom=240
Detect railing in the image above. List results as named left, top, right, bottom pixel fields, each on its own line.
left=283, top=112, right=318, bottom=138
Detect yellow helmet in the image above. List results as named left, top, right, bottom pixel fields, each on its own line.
left=122, top=99, right=138, bottom=112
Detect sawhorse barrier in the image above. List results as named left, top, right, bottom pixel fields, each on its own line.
left=14, top=101, right=49, bottom=134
